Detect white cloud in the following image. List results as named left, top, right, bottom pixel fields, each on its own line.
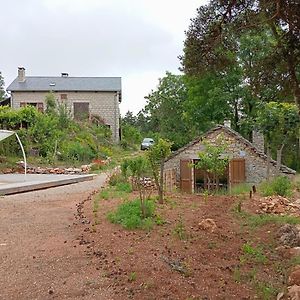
left=0, top=0, right=207, bottom=115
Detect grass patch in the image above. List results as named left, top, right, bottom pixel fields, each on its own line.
left=240, top=243, right=268, bottom=264
left=230, top=183, right=251, bottom=196
left=115, top=182, right=132, bottom=193
left=107, top=198, right=155, bottom=230
left=245, top=213, right=300, bottom=228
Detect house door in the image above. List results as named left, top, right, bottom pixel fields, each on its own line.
left=73, top=102, right=89, bottom=120
left=230, top=158, right=246, bottom=185
left=180, top=159, right=193, bottom=193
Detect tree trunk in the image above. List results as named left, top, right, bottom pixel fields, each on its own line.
left=266, top=146, right=271, bottom=181
left=158, top=160, right=164, bottom=204
left=276, top=144, right=285, bottom=175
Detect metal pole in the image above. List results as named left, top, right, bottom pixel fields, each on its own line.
left=15, top=133, right=27, bottom=178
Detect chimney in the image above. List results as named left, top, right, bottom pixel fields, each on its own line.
left=224, top=120, right=231, bottom=128
left=252, top=130, right=265, bottom=153
left=61, top=73, right=69, bottom=77
left=18, top=67, right=25, bottom=82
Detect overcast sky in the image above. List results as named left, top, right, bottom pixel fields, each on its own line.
left=0, top=0, right=207, bottom=115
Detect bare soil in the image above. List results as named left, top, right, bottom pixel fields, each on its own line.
left=79, top=191, right=296, bottom=300
left=0, top=176, right=297, bottom=300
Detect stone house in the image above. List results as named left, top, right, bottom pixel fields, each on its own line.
left=7, top=67, right=122, bottom=143
left=164, top=125, right=296, bottom=193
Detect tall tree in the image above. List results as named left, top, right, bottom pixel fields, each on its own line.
left=143, top=72, right=191, bottom=149
left=181, top=0, right=300, bottom=111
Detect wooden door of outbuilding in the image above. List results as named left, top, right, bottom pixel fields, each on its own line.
left=229, top=158, right=245, bottom=185
left=180, top=159, right=193, bottom=193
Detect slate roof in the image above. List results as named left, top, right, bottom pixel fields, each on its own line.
left=166, top=125, right=296, bottom=175
left=7, top=76, right=121, bottom=92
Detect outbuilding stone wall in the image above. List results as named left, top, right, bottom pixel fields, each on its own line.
left=164, top=129, right=294, bottom=188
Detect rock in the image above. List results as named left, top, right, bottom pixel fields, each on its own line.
left=276, top=292, right=284, bottom=300
left=81, top=165, right=90, bottom=172
left=276, top=246, right=300, bottom=259
left=289, top=266, right=300, bottom=286
left=277, top=224, right=300, bottom=247
left=288, top=285, right=300, bottom=300
left=198, top=218, right=217, bottom=233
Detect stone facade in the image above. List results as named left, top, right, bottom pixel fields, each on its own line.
left=164, top=126, right=295, bottom=192
left=11, top=91, right=120, bottom=143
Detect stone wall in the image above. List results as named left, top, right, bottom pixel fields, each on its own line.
left=164, top=129, right=294, bottom=190
left=11, top=91, right=120, bottom=143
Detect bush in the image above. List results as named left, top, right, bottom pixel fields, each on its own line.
left=109, top=173, right=128, bottom=186
left=115, top=182, right=132, bottom=193
left=107, top=199, right=155, bottom=229
left=259, top=176, right=292, bottom=197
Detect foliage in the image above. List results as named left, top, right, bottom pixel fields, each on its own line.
left=173, top=216, right=188, bottom=240
left=230, top=183, right=251, bottom=196
left=256, top=102, right=300, bottom=172
left=146, top=138, right=172, bottom=204
left=195, top=135, right=229, bottom=191
left=139, top=72, right=192, bottom=149
left=107, top=198, right=155, bottom=230
left=241, top=243, right=267, bottom=264
left=181, top=0, right=300, bottom=111
left=259, top=176, right=293, bottom=197
left=121, top=124, right=142, bottom=149
left=115, top=182, right=132, bottom=193
left=0, top=72, right=5, bottom=101
left=45, top=92, right=57, bottom=115
left=122, top=156, right=151, bottom=218
left=109, top=172, right=128, bottom=186
left=0, top=105, right=114, bottom=163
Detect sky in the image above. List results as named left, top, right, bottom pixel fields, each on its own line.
left=0, top=0, right=207, bottom=115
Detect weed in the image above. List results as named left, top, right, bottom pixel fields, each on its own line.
left=107, top=199, right=155, bottom=230
left=100, top=189, right=110, bottom=200
left=230, top=183, right=251, bottom=196
left=173, top=216, right=188, bottom=240
left=155, top=215, right=166, bottom=226
left=115, top=182, right=132, bottom=193
left=255, top=281, right=277, bottom=300
left=128, top=272, right=137, bottom=282
left=240, top=243, right=267, bottom=264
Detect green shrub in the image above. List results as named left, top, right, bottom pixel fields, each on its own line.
left=115, top=182, right=132, bottom=193
left=107, top=199, right=155, bottom=229
left=109, top=173, right=128, bottom=186
left=259, top=176, right=292, bottom=197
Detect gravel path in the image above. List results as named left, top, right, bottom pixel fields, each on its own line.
left=0, top=173, right=112, bottom=300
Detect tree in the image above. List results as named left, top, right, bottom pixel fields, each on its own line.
left=256, top=102, right=300, bottom=176
left=195, top=136, right=229, bottom=192
left=143, top=72, right=192, bottom=149
left=181, top=0, right=300, bottom=111
left=0, top=72, right=6, bottom=101
left=146, top=138, right=172, bottom=204
left=122, top=111, right=137, bottom=127
left=45, top=92, right=57, bottom=115
left=122, top=156, right=150, bottom=218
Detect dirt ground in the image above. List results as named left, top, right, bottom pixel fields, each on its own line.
left=0, top=173, right=114, bottom=300
left=0, top=176, right=298, bottom=300
left=79, top=190, right=298, bottom=300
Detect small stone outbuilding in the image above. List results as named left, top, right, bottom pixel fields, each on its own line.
left=164, top=125, right=296, bottom=193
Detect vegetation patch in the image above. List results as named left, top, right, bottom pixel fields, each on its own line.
left=259, top=176, right=293, bottom=197
left=107, top=198, right=155, bottom=230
